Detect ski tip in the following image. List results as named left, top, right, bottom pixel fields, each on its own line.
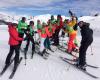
left=93, top=76, right=99, bottom=79
left=59, top=56, right=63, bottom=59
left=59, top=56, right=64, bottom=59
left=0, top=73, right=2, bottom=77
left=9, top=76, right=12, bottom=79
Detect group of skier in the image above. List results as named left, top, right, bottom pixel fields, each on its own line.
left=4, top=10, right=93, bottom=71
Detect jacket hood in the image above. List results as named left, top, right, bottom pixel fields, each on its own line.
left=80, top=22, right=90, bottom=30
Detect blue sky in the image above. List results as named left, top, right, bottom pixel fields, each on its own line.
left=0, top=0, right=100, bottom=16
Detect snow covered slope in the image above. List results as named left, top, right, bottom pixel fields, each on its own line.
left=79, top=15, right=100, bottom=36
left=0, top=15, right=100, bottom=80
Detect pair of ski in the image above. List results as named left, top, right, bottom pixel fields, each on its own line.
left=34, top=43, right=53, bottom=60
left=58, top=46, right=78, bottom=58
left=61, top=57, right=99, bottom=68
left=60, top=56, right=99, bottom=79
left=58, top=46, right=99, bottom=68
left=0, top=57, right=22, bottom=79
left=37, top=50, right=51, bottom=60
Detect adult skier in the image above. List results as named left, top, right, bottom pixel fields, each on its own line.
left=77, top=21, right=93, bottom=70
left=5, top=22, right=23, bottom=68
left=17, top=17, right=28, bottom=48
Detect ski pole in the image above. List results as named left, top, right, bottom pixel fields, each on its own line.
left=24, top=52, right=27, bottom=65
left=90, top=45, right=93, bottom=55
left=67, top=64, right=70, bottom=71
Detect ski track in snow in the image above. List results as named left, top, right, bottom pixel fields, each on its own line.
left=0, top=26, right=100, bottom=80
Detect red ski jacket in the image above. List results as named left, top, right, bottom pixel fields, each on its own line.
left=57, top=17, right=63, bottom=29
left=8, top=24, right=23, bottom=46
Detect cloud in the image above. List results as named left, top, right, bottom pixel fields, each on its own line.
left=0, top=0, right=65, bottom=8
left=17, top=7, right=53, bottom=11
left=0, top=0, right=100, bottom=16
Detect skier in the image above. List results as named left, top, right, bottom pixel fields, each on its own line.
left=77, top=21, right=93, bottom=70
left=36, top=20, right=42, bottom=44
left=52, top=14, right=63, bottom=46
left=51, top=21, right=58, bottom=42
left=44, top=20, right=53, bottom=51
left=17, top=17, right=28, bottom=48
left=5, top=22, right=23, bottom=68
left=24, top=21, right=35, bottom=59
left=38, top=22, right=49, bottom=57
left=73, top=17, right=80, bottom=47
left=37, top=20, right=42, bottom=33
left=50, top=15, right=56, bottom=24
left=63, top=16, right=78, bottom=54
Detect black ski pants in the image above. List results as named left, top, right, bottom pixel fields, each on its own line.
left=5, top=45, right=20, bottom=65
left=18, top=33, right=24, bottom=48
left=25, top=37, right=35, bottom=52
left=53, top=28, right=60, bottom=45
left=79, top=40, right=93, bottom=66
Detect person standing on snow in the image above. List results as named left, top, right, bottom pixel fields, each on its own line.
left=24, top=21, right=35, bottom=59
left=5, top=22, right=23, bottom=68
left=36, top=20, right=42, bottom=44
left=50, top=15, right=56, bottom=24
left=73, top=17, right=80, bottom=47
left=17, top=17, right=28, bottom=48
left=37, top=20, right=42, bottom=33
left=77, top=21, right=93, bottom=70
left=38, top=22, right=49, bottom=56
left=44, top=20, right=54, bottom=51
left=53, top=14, right=63, bottom=46
left=63, top=16, right=78, bottom=54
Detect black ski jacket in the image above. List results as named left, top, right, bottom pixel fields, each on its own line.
left=80, top=22, right=93, bottom=44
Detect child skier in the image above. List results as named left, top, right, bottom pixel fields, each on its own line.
left=73, top=17, right=79, bottom=47
left=36, top=20, right=42, bottom=44
left=44, top=20, right=53, bottom=51
left=52, top=15, right=63, bottom=46
left=50, top=15, right=56, bottom=24
left=63, top=16, right=78, bottom=54
left=24, top=21, right=35, bottom=59
left=38, top=22, right=48, bottom=56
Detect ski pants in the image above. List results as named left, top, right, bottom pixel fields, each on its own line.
left=68, top=33, right=76, bottom=52
left=79, top=40, right=93, bottom=66
left=44, top=37, right=50, bottom=49
left=25, top=37, right=35, bottom=52
left=53, top=29, right=60, bottom=45
left=74, top=38, right=79, bottom=47
left=40, top=38, right=46, bottom=52
left=18, top=33, right=24, bottom=48
left=5, top=45, right=20, bottom=65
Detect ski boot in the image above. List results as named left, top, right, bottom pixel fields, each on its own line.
left=31, top=51, right=34, bottom=59
left=79, top=65, right=86, bottom=71
left=24, top=48, right=28, bottom=59
left=72, top=48, right=79, bottom=53
left=66, top=49, right=72, bottom=54
left=24, top=51, right=27, bottom=59
left=38, top=51, right=43, bottom=56
left=48, top=47, right=54, bottom=52
left=75, top=63, right=86, bottom=71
